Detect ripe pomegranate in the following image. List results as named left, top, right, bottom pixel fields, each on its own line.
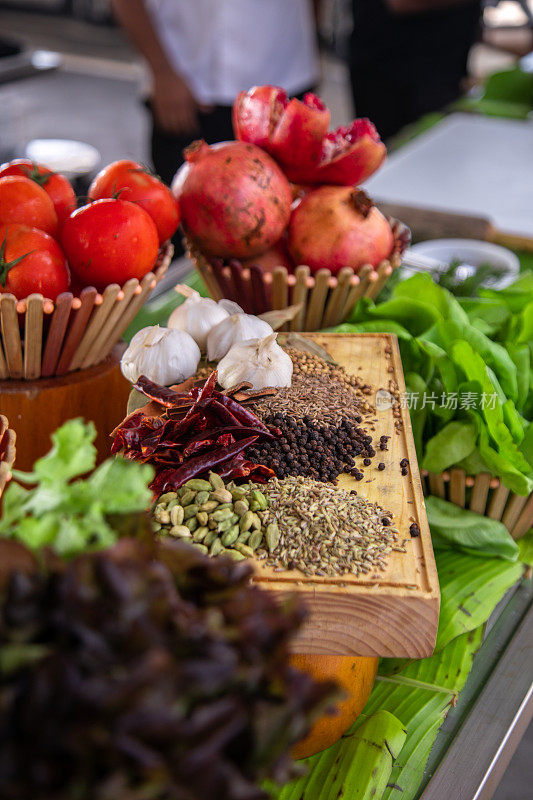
left=288, top=187, right=394, bottom=274
left=242, top=236, right=294, bottom=274
left=172, top=140, right=292, bottom=259
left=309, top=119, right=387, bottom=186
left=233, top=86, right=330, bottom=181
left=233, top=86, right=386, bottom=186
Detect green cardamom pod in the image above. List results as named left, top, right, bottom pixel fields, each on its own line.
left=193, top=526, right=209, bottom=542
left=233, top=499, right=249, bottom=516
left=211, top=508, right=233, bottom=522
left=179, top=489, right=196, bottom=506
left=221, top=525, right=240, bottom=546
left=199, top=500, right=219, bottom=512
left=217, top=515, right=239, bottom=533
left=209, top=538, right=224, bottom=556
left=204, top=530, right=218, bottom=547
left=211, top=487, right=233, bottom=504
left=182, top=504, right=199, bottom=520
left=157, top=492, right=177, bottom=505
left=250, top=513, right=262, bottom=531
left=239, top=510, right=254, bottom=532
left=226, top=549, right=246, bottom=561
left=237, top=529, right=251, bottom=544
left=169, top=525, right=192, bottom=538
left=192, top=543, right=208, bottom=554
left=250, top=490, right=267, bottom=510
left=266, top=523, right=280, bottom=553
left=231, top=487, right=247, bottom=500
left=195, top=490, right=210, bottom=506
left=209, top=471, right=225, bottom=490
left=170, top=505, right=185, bottom=526
left=248, top=530, right=263, bottom=551
left=233, top=542, right=254, bottom=558
left=185, top=517, right=199, bottom=532
left=196, top=511, right=208, bottom=526
left=184, top=478, right=213, bottom=491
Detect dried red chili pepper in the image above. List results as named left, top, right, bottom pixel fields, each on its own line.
left=150, top=435, right=259, bottom=493
left=134, top=376, right=183, bottom=408
left=214, top=393, right=271, bottom=433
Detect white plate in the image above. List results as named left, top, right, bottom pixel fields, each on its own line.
left=404, top=238, right=520, bottom=288
left=25, top=138, right=101, bottom=179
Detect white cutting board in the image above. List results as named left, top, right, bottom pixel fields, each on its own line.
left=366, top=113, right=533, bottom=241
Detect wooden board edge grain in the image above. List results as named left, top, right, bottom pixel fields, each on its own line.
left=284, top=587, right=440, bottom=658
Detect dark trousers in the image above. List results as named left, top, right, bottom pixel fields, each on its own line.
left=149, top=105, right=234, bottom=188
left=349, top=0, right=482, bottom=141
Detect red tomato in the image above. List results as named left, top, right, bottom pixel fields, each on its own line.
left=0, top=159, right=76, bottom=225
left=0, top=224, right=70, bottom=301
left=89, top=159, right=180, bottom=244
left=60, top=198, right=159, bottom=290
left=0, top=176, right=58, bottom=237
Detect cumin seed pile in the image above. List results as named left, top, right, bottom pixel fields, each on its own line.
left=250, top=348, right=374, bottom=426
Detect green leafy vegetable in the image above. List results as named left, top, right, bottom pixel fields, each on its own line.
left=332, top=273, right=533, bottom=493
left=0, top=419, right=154, bottom=558
left=517, top=529, right=533, bottom=566
left=426, top=496, right=519, bottom=561
left=422, top=421, right=477, bottom=473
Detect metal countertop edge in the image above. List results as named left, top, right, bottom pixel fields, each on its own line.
left=419, top=581, right=533, bottom=800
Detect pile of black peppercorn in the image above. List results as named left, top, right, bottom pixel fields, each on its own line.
left=247, top=413, right=378, bottom=483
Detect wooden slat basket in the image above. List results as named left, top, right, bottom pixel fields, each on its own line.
left=422, top=468, right=533, bottom=540
left=0, top=243, right=173, bottom=381
left=0, top=415, right=16, bottom=498
left=187, top=218, right=410, bottom=331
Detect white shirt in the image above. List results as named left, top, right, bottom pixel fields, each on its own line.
left=146, top=0, right=320, bottom=105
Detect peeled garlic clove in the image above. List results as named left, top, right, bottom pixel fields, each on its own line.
left=207, top=312, right=273, bottom=361
left=121, top=325, right=200, bottom=386
left=168, top=290, right=229, bottom=349
left=217, top=332, right=293, bottom=390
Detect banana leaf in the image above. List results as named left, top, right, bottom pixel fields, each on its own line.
left=435, top=550, right=524, bottom=650
left=269, top=710, right=407, bottom=800
left=365, top=627, right=484, bottom=799
left=275, top=546, right=525, bottom=800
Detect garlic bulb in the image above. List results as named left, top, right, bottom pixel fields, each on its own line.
left=218, top=299, right=243, bottom=315
left=121, top=325, right=200, bottom=386
left=168, top=290, right=229, bottom=349
left=207, top=313, right=273, bottom=361
left=217, top=333, right=293, bottom=390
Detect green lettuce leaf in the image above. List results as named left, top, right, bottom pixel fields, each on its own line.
left=426, top=496, right=519, bottom=561
left=422, top=421, right=477, bottom=473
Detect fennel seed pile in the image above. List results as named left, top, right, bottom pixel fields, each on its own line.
left=257, top=476, right=403, bottom=577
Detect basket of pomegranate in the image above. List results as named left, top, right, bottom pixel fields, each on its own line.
left=0, top=159, right=177, bottom=380
left=173, top=86, right=410, bottom=330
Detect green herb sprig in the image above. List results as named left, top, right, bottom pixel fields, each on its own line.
left=0, top=419, right=154, bottom=557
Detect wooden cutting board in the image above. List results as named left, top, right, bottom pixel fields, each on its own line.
left=253, top=333, right=440, bottom=659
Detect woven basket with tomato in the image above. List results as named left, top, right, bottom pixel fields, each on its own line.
left=0, top=160, right=177, bottom=379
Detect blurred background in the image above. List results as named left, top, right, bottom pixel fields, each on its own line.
left=1, top=0, right=532, bottom=173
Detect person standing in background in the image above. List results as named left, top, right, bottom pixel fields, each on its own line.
left=111, top=0, right=320, bottom=187
left=349, top=0, right=482, bottom=141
